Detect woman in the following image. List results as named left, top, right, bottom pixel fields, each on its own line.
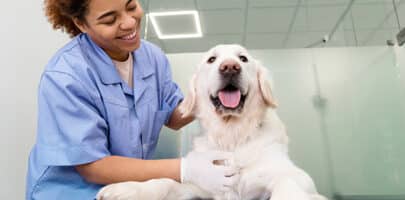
left=26, top=0, right=236, bottom=199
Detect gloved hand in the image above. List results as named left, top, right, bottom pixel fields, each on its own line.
left=181, top=150, right=239, bottom=194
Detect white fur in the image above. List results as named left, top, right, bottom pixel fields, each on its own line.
left=97, top=44, right=328, bottom=200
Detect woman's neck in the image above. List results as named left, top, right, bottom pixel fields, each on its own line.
left=107, top=50, right=130, bottom=62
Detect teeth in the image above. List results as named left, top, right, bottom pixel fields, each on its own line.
left=122, top=31, right=136, bottom=40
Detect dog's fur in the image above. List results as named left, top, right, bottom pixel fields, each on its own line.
left=96, top=44, right=327, bottom=200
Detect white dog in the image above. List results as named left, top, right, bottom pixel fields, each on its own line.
left=96, top=44, right=328, bottom=200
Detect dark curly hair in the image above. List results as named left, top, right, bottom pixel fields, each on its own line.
left=44, top=0, right=90, bottom=37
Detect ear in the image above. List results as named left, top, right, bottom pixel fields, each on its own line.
left=179, top=74, right=197, bottom=117
left=257, top=63, right=278, bottom=108
left=72, top=17, right=87, bottom=33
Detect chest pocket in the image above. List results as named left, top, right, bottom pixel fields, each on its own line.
left=152, top=108, right=170, bottom=138
left=138, top=100, right=170, bottom=141
left=137, top=100, right=171, bottom=158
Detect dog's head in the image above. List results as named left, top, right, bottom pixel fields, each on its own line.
left=180, top=44, right=277, bottom=120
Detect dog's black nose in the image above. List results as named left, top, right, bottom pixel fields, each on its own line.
left=219, top=59, right=241, bottom=75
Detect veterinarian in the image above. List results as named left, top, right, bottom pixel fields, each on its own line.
left=26, top=0, right=237, bottom=199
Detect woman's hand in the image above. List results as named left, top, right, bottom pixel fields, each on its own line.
left=180, top=151, right=239, bottom=194
left=166, top=105, right=194, bottom=130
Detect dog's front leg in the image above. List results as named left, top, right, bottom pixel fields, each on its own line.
left=269, top=178, right=312, bottom=200
left=96, top=178, right=178, bottom=200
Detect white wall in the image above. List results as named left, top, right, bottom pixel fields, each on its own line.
left=0, top=2, right=69, bottom=199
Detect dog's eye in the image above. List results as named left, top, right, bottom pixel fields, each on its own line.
left=239, top=55, right=248, bottom=62
left=207, top=56, right=216, bottom=64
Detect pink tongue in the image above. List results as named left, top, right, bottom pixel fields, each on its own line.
left=218, top=90, right=241, bottom=108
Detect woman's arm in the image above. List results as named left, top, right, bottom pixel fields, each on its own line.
left=75, top=156, right=180, bottom=185
left=166, top=105, right=194, bottom=130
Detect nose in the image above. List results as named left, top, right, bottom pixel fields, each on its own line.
left=120, top=14, right=137, bottom=30
left=219, top=59, right=241, bottom=75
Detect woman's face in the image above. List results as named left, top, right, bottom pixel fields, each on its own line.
left=77, top=0, right=143, bottom=61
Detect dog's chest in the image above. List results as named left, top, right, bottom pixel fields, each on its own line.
left=231, top=137, right=289, bottom=199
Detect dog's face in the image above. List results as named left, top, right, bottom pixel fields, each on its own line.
left=203, top=45, right=252, bottom=115
left=180, top=44, right=277, bottom=119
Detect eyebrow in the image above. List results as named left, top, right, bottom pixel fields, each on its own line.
left=97, top=11, right=115, bottom=21
left=96, top=0, right=133, bottom=21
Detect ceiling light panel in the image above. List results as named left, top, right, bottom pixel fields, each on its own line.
left=149, top=10, right=203, bottom=39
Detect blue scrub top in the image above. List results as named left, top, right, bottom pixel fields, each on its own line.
left=26, top=33, right=183, bottom=200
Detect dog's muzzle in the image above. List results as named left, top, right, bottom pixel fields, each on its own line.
left=210, top=85, right=247, bottom=113
left=210, top=60, right=247, bottom=113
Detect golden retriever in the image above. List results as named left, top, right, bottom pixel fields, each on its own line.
left=96, top=44, right=327, bottom=200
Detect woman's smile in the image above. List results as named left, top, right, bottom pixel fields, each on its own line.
left=119, top=30, right=137, bottom=40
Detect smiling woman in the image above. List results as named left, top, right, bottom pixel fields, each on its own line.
left=23, top=0, right=235, bottom=199
left=45, top=0, right=143, bottom=61
left=72, top=0, right=143, bottom=61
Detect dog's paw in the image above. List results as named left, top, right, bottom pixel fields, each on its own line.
left=270, top=178, right=313, bottom=200
left=311, top=194, right=329, bottom=200
left=96, top=182, right=142, bottom=200
left=96, top=179, right=176, bottom=200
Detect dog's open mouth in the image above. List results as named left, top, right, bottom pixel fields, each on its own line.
left=210, top=84, right=247, bottom=112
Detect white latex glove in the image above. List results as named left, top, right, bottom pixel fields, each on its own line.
left=181, top=151, right=239, bottom=194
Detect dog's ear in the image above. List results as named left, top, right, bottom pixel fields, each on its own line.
left=257, top=64, right=278, bottom=108
left=179, top=74, right=197, bottom=117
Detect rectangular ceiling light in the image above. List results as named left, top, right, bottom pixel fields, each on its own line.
left=148, top=10, right=203, bottom=39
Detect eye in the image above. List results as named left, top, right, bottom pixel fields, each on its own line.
left=100, top=16, right=117, bottom=25
left=102, top=18, right=116, bottom=25
left=127, top=5, right=137, bottom=11
left=127, top=1, right=138, bottom=11
left=239, top=55, right=248, bottom=62
left=207, top=56, right=216, bottom=64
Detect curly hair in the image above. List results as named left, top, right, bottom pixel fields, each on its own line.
left=44, top=0, right=90, bottom=37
